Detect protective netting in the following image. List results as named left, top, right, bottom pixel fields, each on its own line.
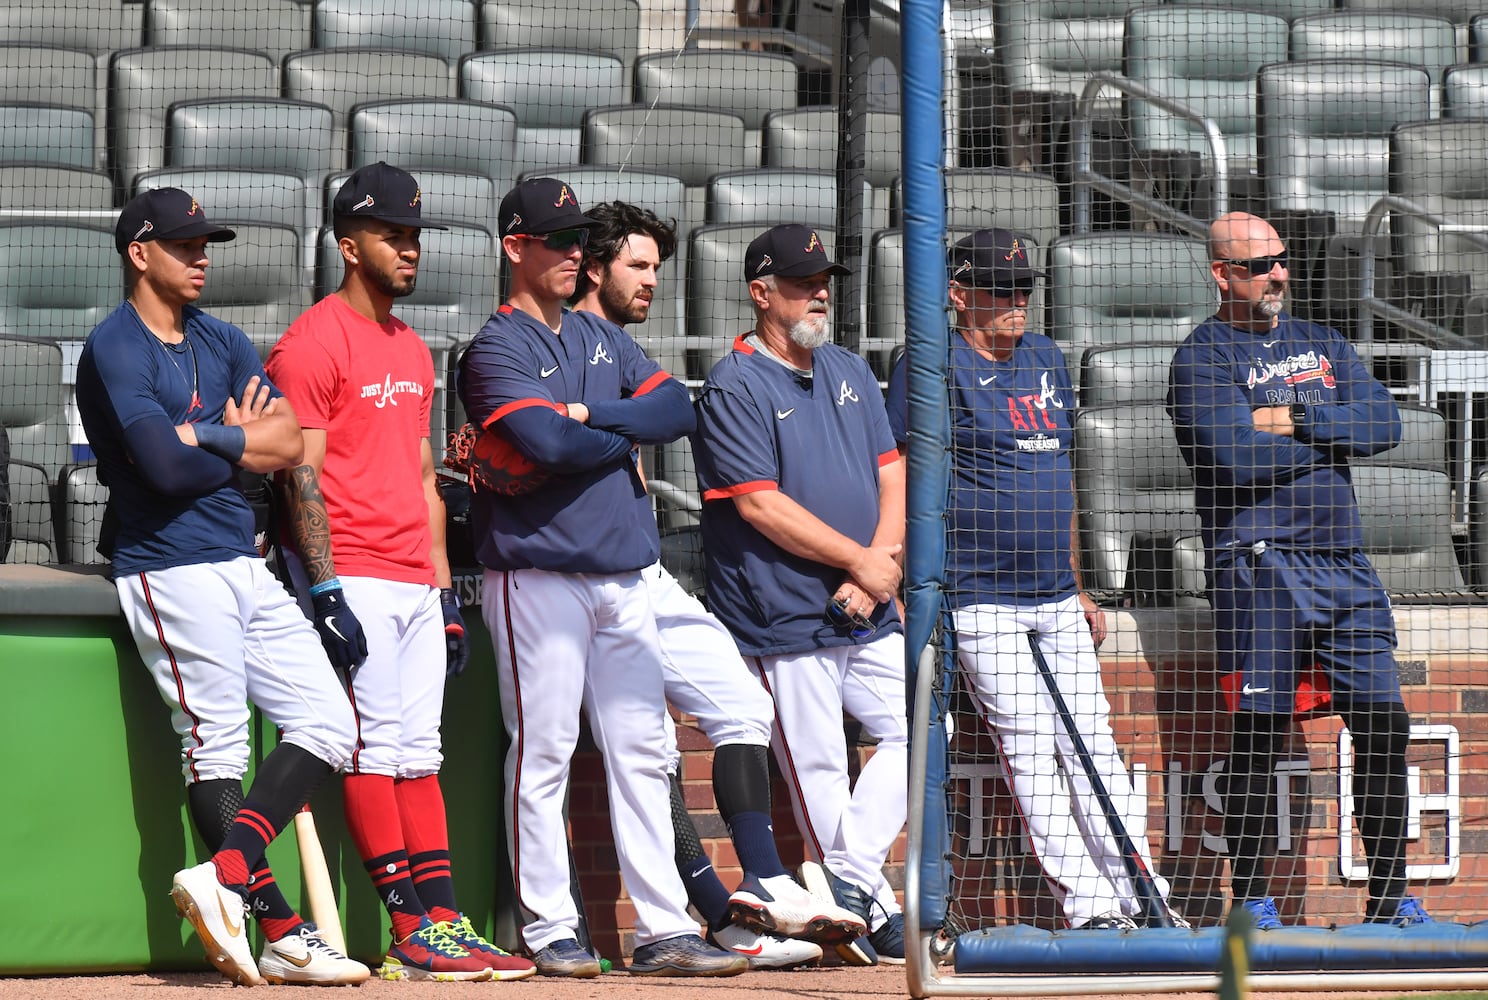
left=909, top=1, right=1488, bottom=992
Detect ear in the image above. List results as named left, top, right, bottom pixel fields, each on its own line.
left=1210, top=260, right=1231, bottom=294
left=583, top=258, right=606, bottom=289
left=947, top=283, right=969, bottom=313
left=501, top=234, right=525, bottom=265
left=126, top=241, right=150, bottom=276
left=747, top=278, right=770, bottom=311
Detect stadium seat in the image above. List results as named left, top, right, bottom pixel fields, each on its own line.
left=1443, top=64, right=1488, bottom=118
left=57, top=461, right=106, bottom=565
left=0, top=2, right=142, bottom=57
left=479, top=0, right=642, bottom=77
left=1046, top=232, right=1215, bottom=366
left=196, top=223, right=312, bottom=359
left=1351, top=403, right=1470, bottom=600
left=460, top=49, right=627, bottom=176
left=0, top=165, right=112, bottom=214
left=0, top=336, right=69, bottom=479
left=1290, top=13, right=1457, bottom=114
left=763, top=108, right=899, bottom=231
left=863, top=228, right=911, bottom=380
left=1077, top=343, right=1176, bottom=407
left=5, top=459, right=55, bottom=564
left=706, top=168, right=865, bottom=230
left=1123, top=5, right=1288, bottom=175
left=144, top=0, right=311, bottom=65
left=1226, top=0, right=1330, bottom=15
left=0, top=104, right=94, bottom=170
left=992, top=0, right=1144, bottom=116
left=1388, top=119, right=1488, bottom=303
left=1257, top=60, right=1434, bottom=231
left=108, top=46, right=278, bottom=194
left=0, top=223, right=116, bottom=346
left=350, top=98, right=520, bottom=195
left=134, top=168, right=307, bottom=233
left=635, top=49, right=797, bottom=146
left=891, top=168, right=1061, bottom=249
left=1473, top=14, right=1488, bottom=62
left=1072, top=402, right=1203, bottom=604
left=283, top=49, right=454, bottom=159
left=312, top=0, right=477, bottom=65
left=166, top=98, right=339, bottom=182
left=583, top=105, right=751, bottom=243
left=0, top=42, right=106, bottom=170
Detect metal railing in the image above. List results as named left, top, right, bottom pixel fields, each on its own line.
left=1357, top=193, right=1488, bottom=352
left=1070, top=73, right=1230, bottom=238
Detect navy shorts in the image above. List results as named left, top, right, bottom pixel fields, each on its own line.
left=1211, top=544, right=1403, bottom=715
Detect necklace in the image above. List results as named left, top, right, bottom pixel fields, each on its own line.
left=157, top=331, right=202, bottom=414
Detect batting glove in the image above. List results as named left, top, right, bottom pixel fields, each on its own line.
left=310, top=581, right=369, bottom=680
left=441, top=587, right=468, bottom=678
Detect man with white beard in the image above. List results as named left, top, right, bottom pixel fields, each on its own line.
left=691, top=224, right=910, bottom=963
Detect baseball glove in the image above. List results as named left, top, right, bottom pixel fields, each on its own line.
left=444, top=422, right=553, bottom=496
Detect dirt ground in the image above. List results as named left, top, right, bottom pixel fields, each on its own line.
left=0, top=969, right=1480, bottom=1000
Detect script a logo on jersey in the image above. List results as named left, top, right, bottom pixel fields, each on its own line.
left=589, top=342, right=613, bottom=366
left=360, top=373, right=425, bottom=408
left=836, top=379, right=859, bottom=406
left=1006, top=370, right=1062, bottom=431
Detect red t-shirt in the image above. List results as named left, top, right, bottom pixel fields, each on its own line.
left=268, top=293, right=436, bottom=585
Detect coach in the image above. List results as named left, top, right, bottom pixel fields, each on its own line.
left=1168, top=211, right=1432, bottom=930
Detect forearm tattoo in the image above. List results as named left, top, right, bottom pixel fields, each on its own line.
left=287, top=464, right=336, bottom=585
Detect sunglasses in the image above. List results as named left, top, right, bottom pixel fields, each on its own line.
left=825, top=598, right=877, bottom=640
left=1218, top=251, right=1288, bottom=276
left=515, top=229, right=590, bottom=251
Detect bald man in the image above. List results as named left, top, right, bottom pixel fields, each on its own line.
left=1167, top=212, right=1432, bottom=930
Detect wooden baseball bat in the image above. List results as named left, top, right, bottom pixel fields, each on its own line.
left=294, top=804, right=348, bottom=954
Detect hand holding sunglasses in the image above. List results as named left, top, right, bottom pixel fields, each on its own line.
left=825, top=597, right=877, bottom=639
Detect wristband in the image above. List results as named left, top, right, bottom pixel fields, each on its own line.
left=193, top=422, right=246, bottom=463
left=309, top=578, right=343, bottom=597
left=440, top=586, right=459, bottom=608
left=1289, top=401, right=1308, bottom=431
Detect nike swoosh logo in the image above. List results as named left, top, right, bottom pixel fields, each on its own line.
left=735, top=943, right=765, bottom=956
left=1242, top=684, right=1270, bottom=695
left=322, top=617, right=347, bottom=643
left=689, top=864, right=711, bottom=878
left=1262, top=341, right=1278, bottom=348
left=540, top=365, right=560, bottom=378
left=979, top=375, right=996, bottom=386
left=218, top=896, right=243, bottom=938
left=284, top=951, right=314, bottom=968
left=776, top=408, right=795, bottom=419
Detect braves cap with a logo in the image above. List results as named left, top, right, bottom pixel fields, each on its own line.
left=498, top=176, right=599, bottom=236
left=744, top=223, right=851, bottom=281
left=332, top=161, right=449, bottom=229
left=114, top=187, right=235, bottom=256
left=948, top=228, right=1046, bottom=291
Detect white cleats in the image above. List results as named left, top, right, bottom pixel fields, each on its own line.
left=259, top=923, right=372, bottom=986
left=709, top=924, right=823, bottom=970
left=170, top=861, right=265, bottom=987
left=726, top=872, right=867, bottom=944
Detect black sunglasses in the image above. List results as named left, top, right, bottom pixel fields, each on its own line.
left=1218, top=251, right=1288, bottom=276
left=516, top=229, right=590, bottom=251
left=825, top=598, right=876, bottom=640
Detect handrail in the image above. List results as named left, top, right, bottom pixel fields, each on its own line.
left=1070, top=73, right=1230, bottom=238
left=1358, top=193, right=1488, bottom=351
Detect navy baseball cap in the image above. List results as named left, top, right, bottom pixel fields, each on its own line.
left=948, top=228, right=1045, bottom=291
left=744, top=224, right=851, bottom=281
left=498, top=177, right=598, bottom=236
left=115, top=187, right=235, bottom=256
left=332, top=162, right=448, bottom=229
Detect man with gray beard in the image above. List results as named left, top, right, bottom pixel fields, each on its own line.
left=691, top=224, right=910, bottom=964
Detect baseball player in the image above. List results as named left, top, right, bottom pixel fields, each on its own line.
left=691, top=224, right=909, bottom=964
left=1168, top=211, right=1431, bottom=929
left=885, top=228, right=1186, bottom=931
left=571, top=200, right=865, bottom=970
left=266, top=162, right=536, bottom=982
left=75, top=188, right=368, bottom=987
left=456, top=176, right=746, bottom=978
